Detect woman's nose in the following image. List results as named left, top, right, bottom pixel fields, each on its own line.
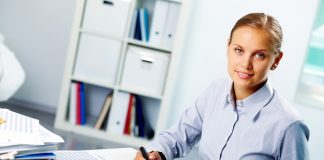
left=240, top=55, right=253, bottom=70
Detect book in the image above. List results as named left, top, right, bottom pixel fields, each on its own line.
left=123, top=94, right=134, bottom=135
left=94, top=93, right=113, bottom=130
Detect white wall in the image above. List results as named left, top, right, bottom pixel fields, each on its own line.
left=0, top=0, right=76, bottom=109
left=169, top=0, right=324, bottom=159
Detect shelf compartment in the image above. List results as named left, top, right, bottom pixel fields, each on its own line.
left=73, top=33, right=121, bottom=86
left=66, top=82, right=114, bottom=129
left=120, top=45, right=170, bottom=97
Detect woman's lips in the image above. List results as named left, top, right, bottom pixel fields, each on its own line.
left=236, top=71, right=253, bottom=79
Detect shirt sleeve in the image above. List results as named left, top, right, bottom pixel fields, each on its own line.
left=278, top=120, right=310, bottom=160
left=144, top=82, right=218, bottom=160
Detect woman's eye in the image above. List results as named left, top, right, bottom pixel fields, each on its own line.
left=255, top=53, right=265, bottom=59
left=234, top=48, right=243, bottom=54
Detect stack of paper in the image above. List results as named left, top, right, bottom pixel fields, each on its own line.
left=0, top=108, right=64, bottom=159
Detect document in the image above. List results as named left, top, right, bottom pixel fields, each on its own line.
left=0, top=109, right=42, bottom=146
left=54, top=147, right=137, bottom=160
left=0, top=108, right=64, bottom=159
left=39, top=125, right=64, bottom=144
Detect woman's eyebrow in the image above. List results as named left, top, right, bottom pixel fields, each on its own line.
left=232, top=44, right=243, bottom=47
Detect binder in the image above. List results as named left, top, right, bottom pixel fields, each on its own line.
left=134, top=9, right=142, bottom=41
left=106, top=92, right=130, bottom=135
left=76, top=83, right=81, bottom=125
left=161, top=2, right=180, bottom=48
left=128, top=9, right=138, bottom=39
left=130, top=97, right=136, bottom=136
left=134, top=95, right=145, bottom=137
left=149, top=0, right=169, bottom=46
left=69, top=83, right=77, bottom=125
left=123, top=94, right=134, bottom=135
left=80, top=83, right=86, bottom=125
left=94, top=93, right=113, bottom=130
left=140, top=8, right=150, bottom=42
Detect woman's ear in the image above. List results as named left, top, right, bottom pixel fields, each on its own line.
left=271, top=51, right=283, bottom=70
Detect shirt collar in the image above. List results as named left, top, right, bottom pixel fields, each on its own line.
left=226, top=80, right=274, bottom=121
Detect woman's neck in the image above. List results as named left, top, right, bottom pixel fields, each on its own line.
left=233, top=80, right=267, bottom=100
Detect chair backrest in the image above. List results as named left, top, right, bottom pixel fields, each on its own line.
left=0, top=33, right=25, bottom=101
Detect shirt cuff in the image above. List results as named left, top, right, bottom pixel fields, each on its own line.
left=158, top=152, right=167, bottom=160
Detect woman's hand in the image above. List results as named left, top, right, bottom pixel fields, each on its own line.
left=134, top=151, right=162, bottom=160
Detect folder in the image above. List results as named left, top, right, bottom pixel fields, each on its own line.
left=94, top=93, right=113, bottom=130
left=149, top=0, right=169, bottom=46
left=76, top=83, right=81, bottom=125
left=134, top=9, right=142, bottom=41
left=134, top=95, right=145, bottom=138
left=140, top=8, right=150, bottom=42
left=161, top=2, right=180, bottom=48
left=128, top=9, right=138, bottom=39
left=80, top=83, right=87, bottom=125
left=123, top=94, right=134, bottom=135
left=106, top=92, right=130, bottom=135
left=69, top=82, right=77, bottom=125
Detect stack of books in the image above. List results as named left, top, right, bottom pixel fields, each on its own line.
left=0, top=108, right=64, bottom=159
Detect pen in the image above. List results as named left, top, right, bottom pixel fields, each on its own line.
left=0, top=117, right=6, bottom=125
left=139, top=146, right=149, bottom=160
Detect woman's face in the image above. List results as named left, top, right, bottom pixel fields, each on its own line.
left=227, top=26, right=282, bottom=92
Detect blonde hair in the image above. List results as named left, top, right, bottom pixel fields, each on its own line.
left=229, top=13, right=283, bottom=54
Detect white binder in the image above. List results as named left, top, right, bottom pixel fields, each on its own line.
left=128, top=9, right=138, bottom=39
left=69, top=82, right=77, bottom=125
left=161, top=2, right=180, bottom=48
left=106, top=92, right=130, bottom=135
left=149, top=0, right=170, bottom=46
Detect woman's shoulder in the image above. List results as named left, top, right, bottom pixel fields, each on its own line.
left=270, top=93, right=305, bottom=127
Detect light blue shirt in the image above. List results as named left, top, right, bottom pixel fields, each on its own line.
left=145, top=79, right=309, bottom=160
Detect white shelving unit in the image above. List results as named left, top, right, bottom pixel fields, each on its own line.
left=54, top=0, right=192, bottom=147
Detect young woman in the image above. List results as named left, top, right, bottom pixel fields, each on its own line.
left=135, top=12, right=309, bottom=160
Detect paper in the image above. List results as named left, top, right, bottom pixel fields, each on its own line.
left=39, top=125, right=64, bottom=144
left=0, top=109, right=42, bottom=146
left=54, top=148, right=137, bottom=160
